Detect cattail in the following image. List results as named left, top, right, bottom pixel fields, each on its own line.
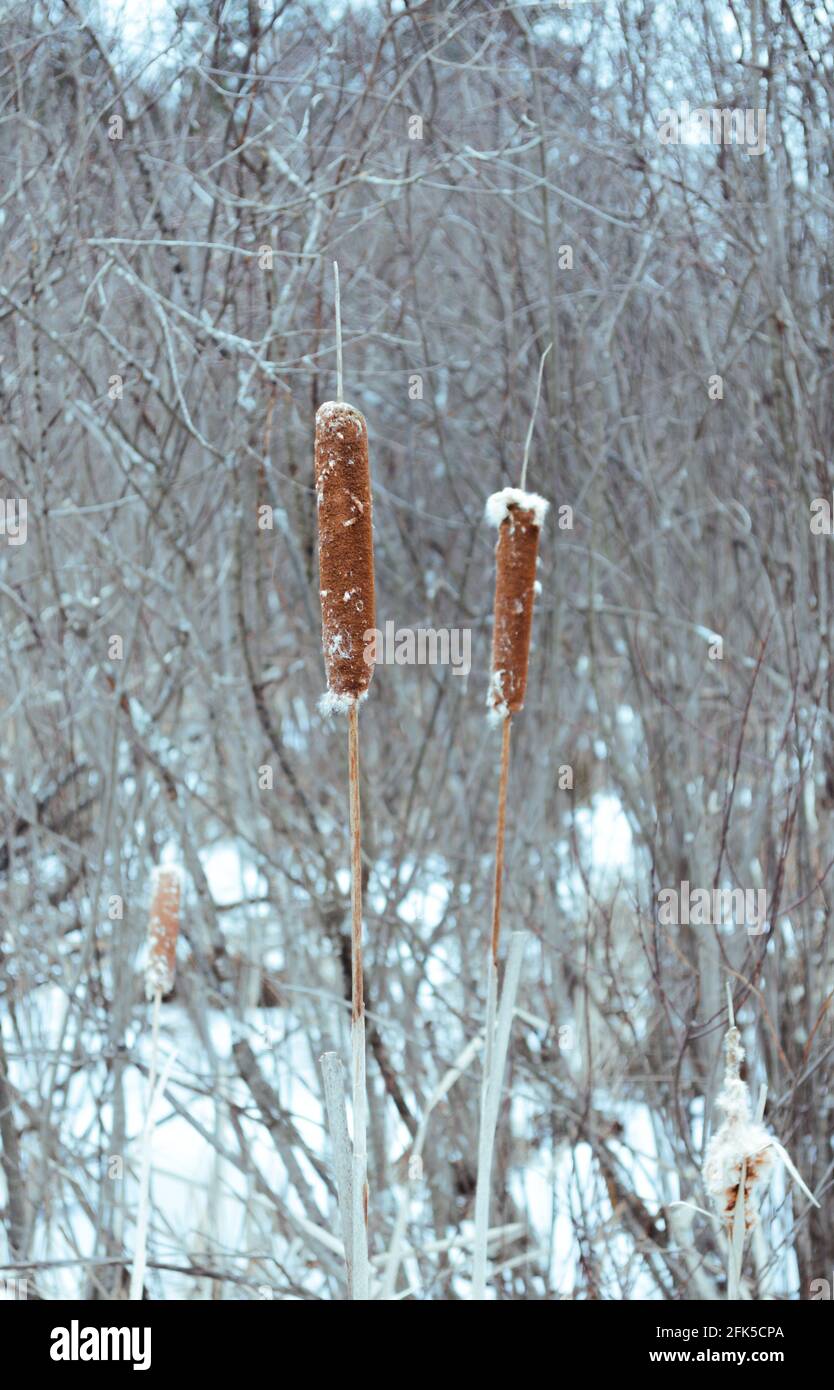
left=471, top=491, right=548, bottom=1299
left=701, top=988, right=819, bottom=1298
left=145, top=865, right=181, bottom=1001
left=485, top=487, right=549, bottom=723
left=473, top=362, right=552, bottom=1299
left=314, top=400, right=376, bottom=714
left=703, top=1023, right=772, bottom=1232
left=315, top=264, right=372, bottom=1301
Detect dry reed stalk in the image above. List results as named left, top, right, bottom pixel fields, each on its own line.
left=320, top=1051, right=354, bottom=1296
left=315, top=264, right=373, bottom=1299
left=472, top=931, right=526, bottom=1299
left=472, top=478, right=549, bottom=1300
left=130, top=865, right=182, bottom=1301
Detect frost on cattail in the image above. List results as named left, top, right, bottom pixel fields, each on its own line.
left=145, top=866, right=182, bottom=1001
left=314, top=401, right=376, bottom=715
left=703, top=1025, right=772, bottom=1230
left=485, top=487, right=549, bottom=723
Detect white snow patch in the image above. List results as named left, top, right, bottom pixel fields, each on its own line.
left=315, top=400, right=365, bottom=431
left=485, top=487, right=550, bottom=529
left=575, top=793, right=633, bottom=873
left=318, top=688, right=368, bottom=717
left=200, top=841, right=265, bottom=908
left=486, top=670, right=509, bottom=724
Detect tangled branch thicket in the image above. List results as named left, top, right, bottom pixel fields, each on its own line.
left=0, top=0, right=832, bottom=1300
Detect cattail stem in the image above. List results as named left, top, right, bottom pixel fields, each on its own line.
left=348, top=703, right=363, bottom=1021
left=491, top=716, right=512, bottom=965
left=347, top=701, right=369, bottom=1299
left=473, top=715, right=517, bottom=1300
left=130, top=985, right=161, bottom=1301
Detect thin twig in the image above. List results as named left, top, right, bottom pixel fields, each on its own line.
left=334, top=260, right=343, bottom=402
left=520, top=341, right=552, bottom=490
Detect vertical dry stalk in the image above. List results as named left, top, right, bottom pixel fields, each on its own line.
left=320, top=1051, right=354, bottom=1297
left=472, top=933, right=526, bottom=1298
left=315, top=266, right=373, bottom=1299
left=131, top=865, right=181, bottom=1301
left=473, top=484, right=549, bottom=1300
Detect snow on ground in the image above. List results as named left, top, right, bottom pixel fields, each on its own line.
left=1, top=726, right=751, bottom=1298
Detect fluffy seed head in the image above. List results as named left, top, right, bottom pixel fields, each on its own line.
left=703, top=1027, right=773, bottom=1230
left=145, top=865, right=182, bottom=1001
left=486, top=488, right=548, bottom=721
left=314, top=401, right=376, bottom=712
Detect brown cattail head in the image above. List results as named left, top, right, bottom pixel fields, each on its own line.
left=314, top=401, right=376, bottom=715
left=485, top=487, right=549, bottom=722
left=145, top=865, right=181, bottom=1001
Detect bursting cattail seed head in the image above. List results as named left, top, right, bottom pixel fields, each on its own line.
left=485, top=487, right=549, bottom=722
left=145, top=865, right=182, bottom=1001
left=702, top=1017, right=819, bottom=1234
left=314, top=401, right=376, bottom=715
left=703, top=1025, right=771, bottom=1231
